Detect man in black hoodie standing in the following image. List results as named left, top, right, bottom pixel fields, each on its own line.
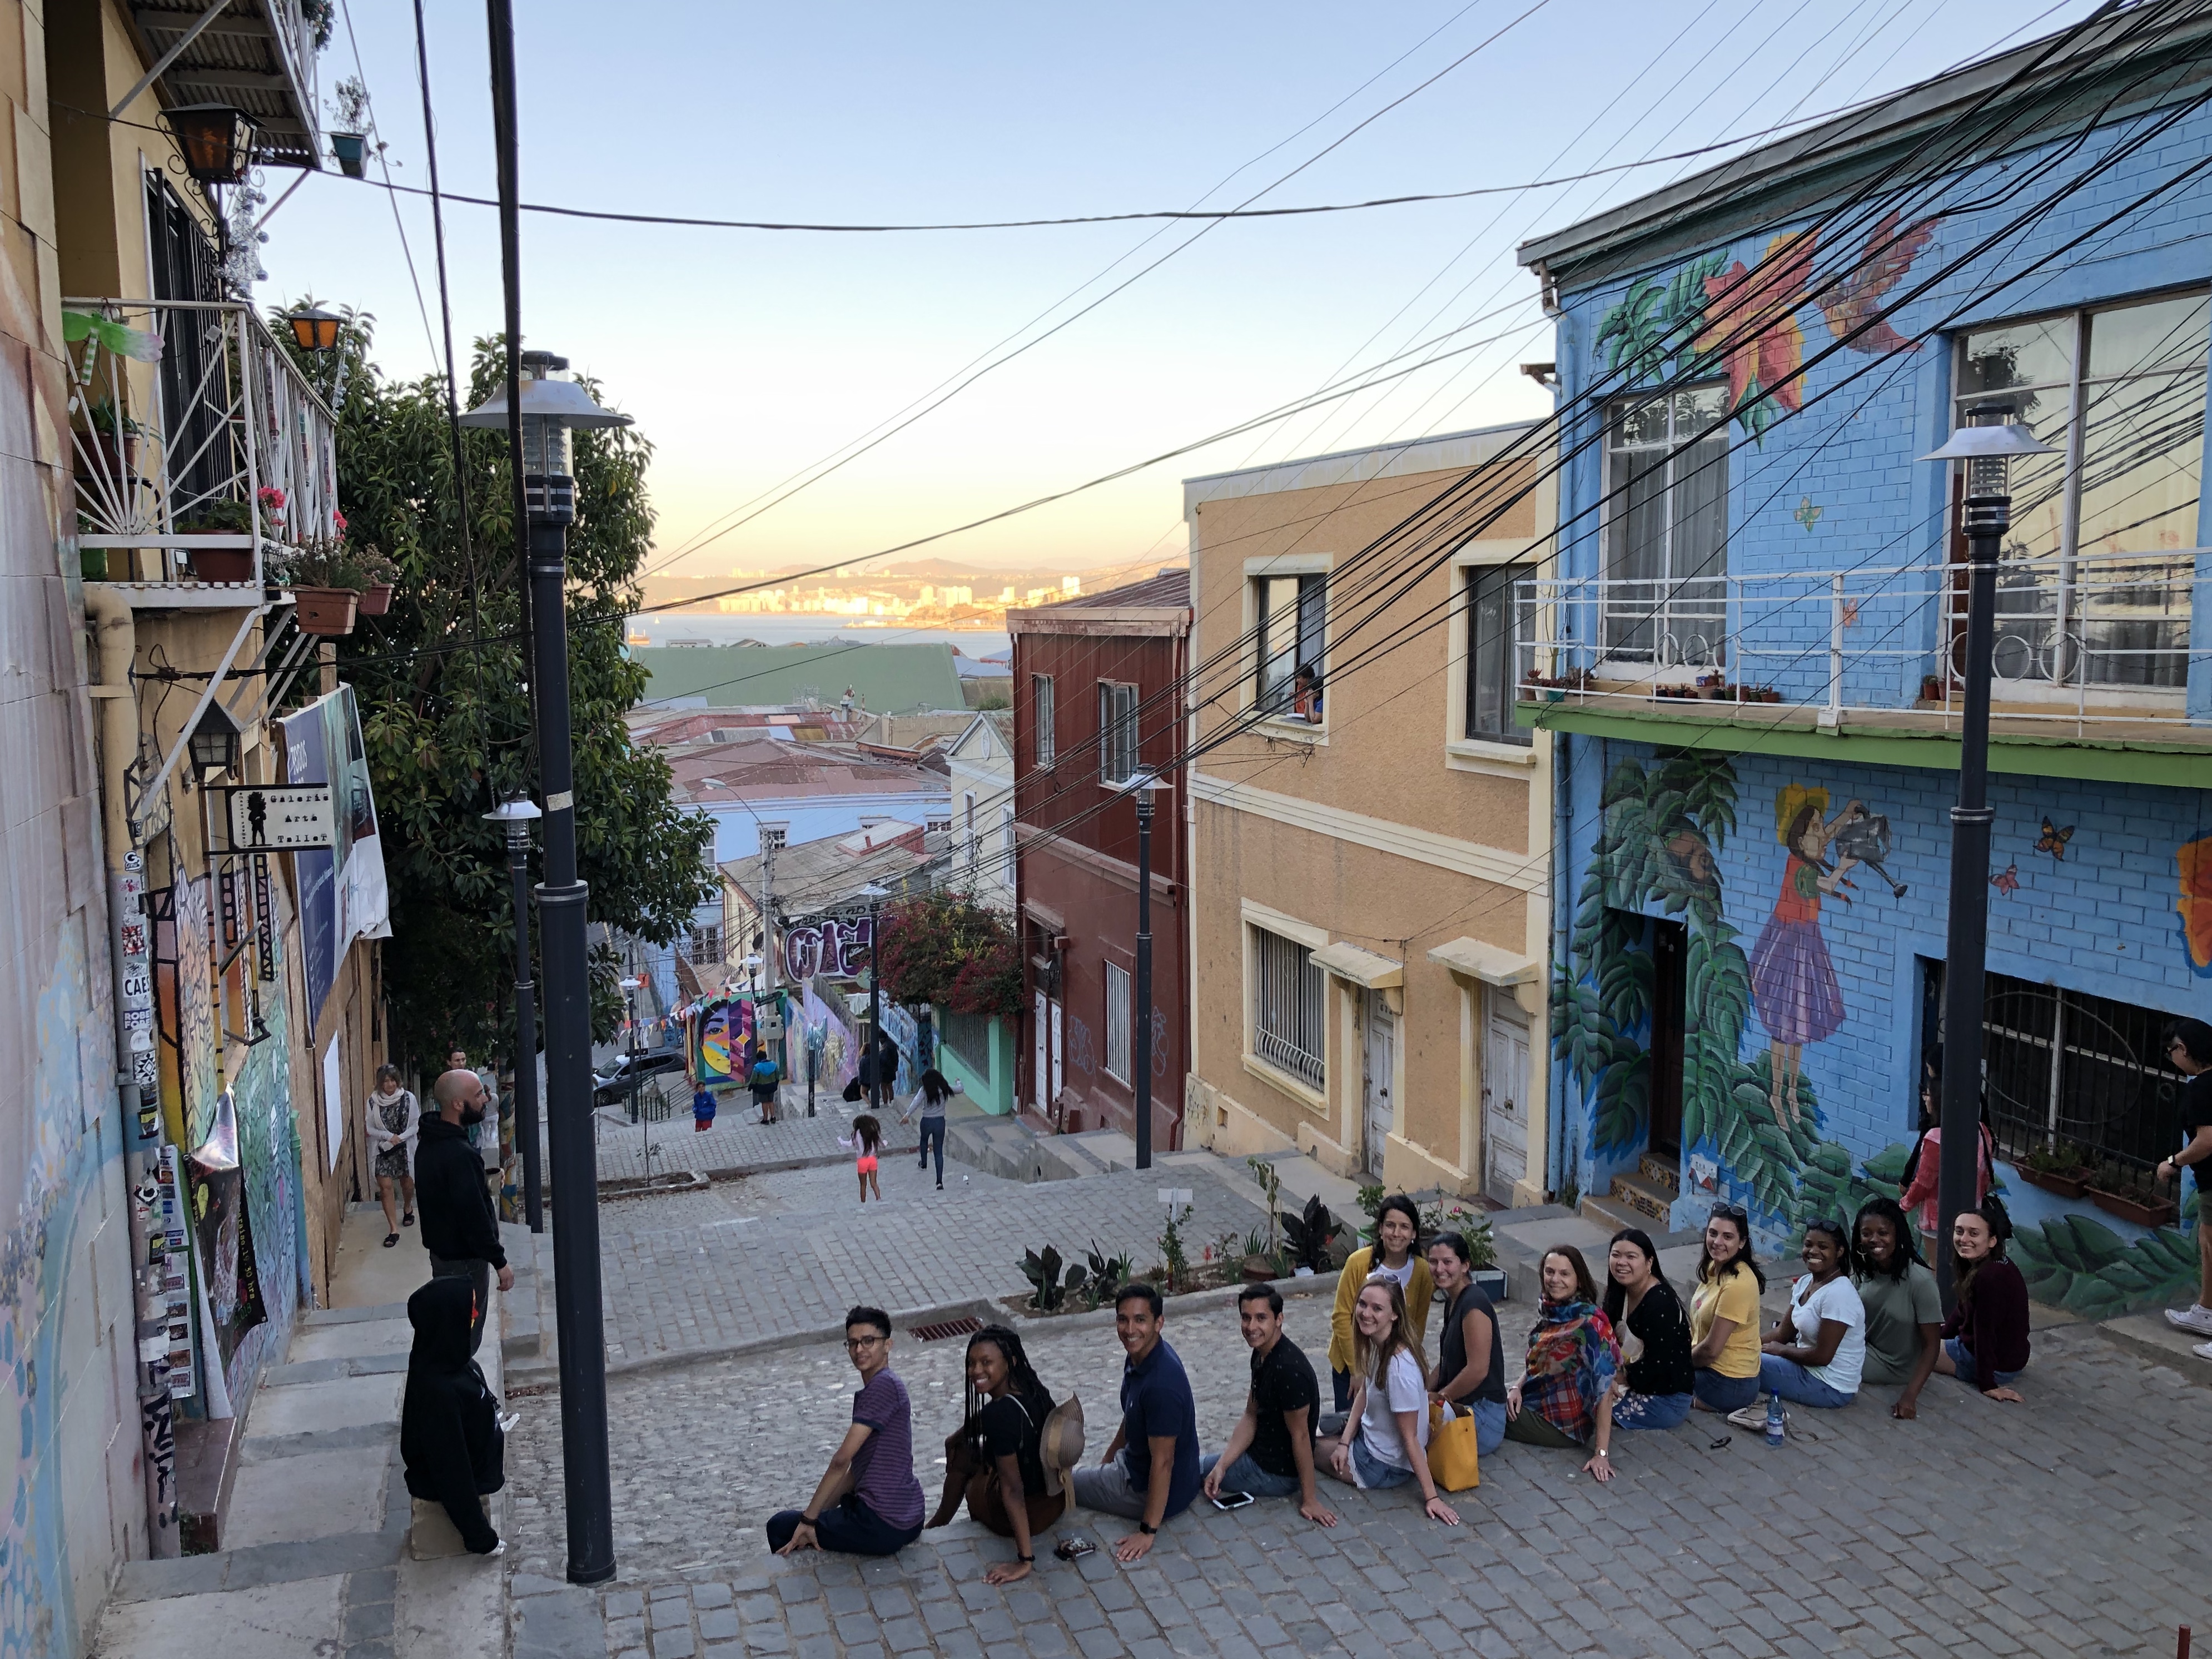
left=419, top=1067, right=511, bottom=1354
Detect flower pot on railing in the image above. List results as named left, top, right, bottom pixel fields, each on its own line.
left=330, top=132, right=367, bottom=179
left=2086, top=1186, right=2175, bottom=1228
left=289, top=585, right=359, bottom=637
left=186, top=548, right=256, bottom=584
left=356, top=581, right=394, bottom=617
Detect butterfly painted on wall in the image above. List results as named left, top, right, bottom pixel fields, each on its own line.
left=1990, top=863, right=2021, bottom=897
left=2034, top=818, right=2076, bottom=861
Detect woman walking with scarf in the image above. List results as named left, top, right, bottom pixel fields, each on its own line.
left=1504, top=1246, right=1623, bottom=1483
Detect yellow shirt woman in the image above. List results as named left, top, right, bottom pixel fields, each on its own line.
left=1689, top=1265, right=1762, bottom=1379
left=1328, top=1244, right=1434, bottom=1378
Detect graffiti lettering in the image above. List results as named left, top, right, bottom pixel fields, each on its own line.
left=1066, top=1015, right=1096, bottom=1077
left=140, top=1392, right=177, bottom=1537
left=781, top=916, right=873, bottom=983
left=1151, top=1009, right=1170, bottom=1079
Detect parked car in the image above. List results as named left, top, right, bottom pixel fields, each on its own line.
left=591, top=1049, right=688, bottom=1107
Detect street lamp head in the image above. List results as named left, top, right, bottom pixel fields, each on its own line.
left=1119, top=771, right=1170, bottom=817
left=458, top=351, right=631, bottom=479
left=287, top=307, right=344, bottom=354
left=187, top=698, right=242, bottom=779
left=483, top=794, right=543, bottom=824
left=1922, top=403, right=2055, bottom=499
left=165, top=105, right=257, bottom=185
left=857, top=883, right=891, bottom=901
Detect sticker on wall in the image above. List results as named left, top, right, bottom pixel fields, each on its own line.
left=1991, top=862, right=2022, bottom=898
left=2178, top=833, right=2212, bottom=975
left=2035, top=817, right=2076, bottom=861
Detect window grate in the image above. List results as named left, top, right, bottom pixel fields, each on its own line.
left=1104, top=962, right=1131, bottom=1083
left=1251, top=925, right=1325, bottom=1089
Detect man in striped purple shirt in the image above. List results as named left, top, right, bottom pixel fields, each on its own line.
left=768, top=1306, right=927, bottom=1557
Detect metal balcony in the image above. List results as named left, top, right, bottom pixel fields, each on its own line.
left=130, top=1, right=325, bottom=171
left=68, top=297, right=340, bottom=607
left=1513, top=554, right=2212, bottom=774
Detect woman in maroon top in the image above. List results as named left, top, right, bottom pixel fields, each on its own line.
left=1935, top=1199, right=2028, bottom=1403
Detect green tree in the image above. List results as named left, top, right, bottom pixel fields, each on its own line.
left=275, top=307, right=713, bottom=1066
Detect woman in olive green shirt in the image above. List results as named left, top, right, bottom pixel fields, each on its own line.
left=1853, top=1197, right=1942, bottom=1418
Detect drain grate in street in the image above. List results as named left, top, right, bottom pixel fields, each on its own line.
left=908, top=1316, right=982, bottom=1343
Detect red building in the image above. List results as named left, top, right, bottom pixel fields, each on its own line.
left=1011, top=570, right=1191, bottom=1148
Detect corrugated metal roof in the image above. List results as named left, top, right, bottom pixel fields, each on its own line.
left=135, top=0, right=322, bottom=171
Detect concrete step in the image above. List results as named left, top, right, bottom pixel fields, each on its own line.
left=2096, top=1311, right=2212, bottom=1385
left=1578, top=1190, right=1650, bottom=1237
left=1608, top=1170, right=1675, bottom=1226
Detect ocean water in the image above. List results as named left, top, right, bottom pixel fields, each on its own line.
left=625, top=613, right=1011, bottom=657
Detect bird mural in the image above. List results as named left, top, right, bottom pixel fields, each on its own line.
left=1815, top=210, right=1940, bottom=355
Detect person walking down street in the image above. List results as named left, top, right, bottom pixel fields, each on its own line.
left=1315, top=1274, right=1459, bottom=1525
left=1425, top=1233, right=1508, bottom=1455
left=1200, top=1285, right=1335, bottom=1527
left=1326, top=1195, right=1431, bottom=1419
left=1935, top=1199, right=2030, bottom=1403
left=1073, top=1284, right=1200, bottom=1561
left=768, top=1307, right=927, bottom=1557
left=748, top=1046, right=782, bottom=1125
left=692, top=1084, right=718, bottom=1133
left=1602, top=1228, right=1696, bottom=1433
left=2157, top=1019, right=2212, bottom=1352
left=926, top=1325, right=1066, bottom=1581
left=901, top=1067, right=961, bottom=1191
left=365, top=1064, right=420, bottom=1249
left=1689, top=1204, right=1766, bottom=1414
left=1503, top=1248, right=1622, bottom=1485
left=1755, top=1219, right=1866, bottom=1419
left=839, top=1114, right=884, bottom=1204
left=399, top=1275, right=507, bottom=1557
left=417, top=1069, right=511, bottom=1355
left=1853, top=1198, right=1942, bottom=1418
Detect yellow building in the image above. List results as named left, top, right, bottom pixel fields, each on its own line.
left=1180, top=423, right=1556, bottom=1205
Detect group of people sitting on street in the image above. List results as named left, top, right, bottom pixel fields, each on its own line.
left=768, top=1186, right=2032, bottom=1574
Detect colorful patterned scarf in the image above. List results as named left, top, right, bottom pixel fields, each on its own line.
left=1520, top=1297, right=1622, bottom=1443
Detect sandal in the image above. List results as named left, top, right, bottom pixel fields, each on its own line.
left=382, top=1233, right=399, bottom=1249
left=401, top=1211, right=415, bottom=1226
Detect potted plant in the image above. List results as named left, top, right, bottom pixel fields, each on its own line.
left=353, top=542, right=399, bottom=616
left=76, top=398, right=148, bottom=486
left=1920, top=673, right=1946, bottom=703
left=1695, top=671, right=1727, bottom=699
left=271, top=536, right=364, bottom=637
left=176, top=499, right=256, bottom=582
left=2086, top=1163, right=2177, bottom=1228
left=2015, top=1141, right=2092, bottom=1200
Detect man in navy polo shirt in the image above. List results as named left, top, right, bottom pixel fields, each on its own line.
left=1073, top=1282, right=1200, bottom=1561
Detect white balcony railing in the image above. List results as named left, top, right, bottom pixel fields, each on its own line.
left=1516, top=550, right=2207, bottom=736
left=65, top=298, right=340, bottom=593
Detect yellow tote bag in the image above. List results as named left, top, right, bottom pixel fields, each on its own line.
left=1426, top=1400, right=1480, bottom=1492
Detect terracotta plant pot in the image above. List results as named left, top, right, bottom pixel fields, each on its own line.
left=356, top=582, right=394, bottom=617
left=1240, top=1255, right=1276, bottom=1284
left=1920, top=675, right=1945, bottom=703
left=187, top=548, right=256, bottom=584
left=2087, top=1187, right=2176, bottom=1228
left=2017, top=1166, right=2091, bottom=1200
left=290, top=585, right=359, bottom=638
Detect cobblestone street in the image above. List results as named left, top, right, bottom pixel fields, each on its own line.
left=512, top=1158, right=2211, bottom=1658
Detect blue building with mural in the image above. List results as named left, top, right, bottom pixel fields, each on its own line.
left=1514, top=4, right=2212, bottom=1317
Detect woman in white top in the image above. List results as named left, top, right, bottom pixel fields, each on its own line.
left=1756, top=1218, right=1865, bottom=1413
left=1315, top=1274, right=1459, bottom=1526
left=365, top=1064, right=420, bottom=1249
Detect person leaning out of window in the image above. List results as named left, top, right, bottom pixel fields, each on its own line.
left=1688, top=1203, right=1766, bottom=1414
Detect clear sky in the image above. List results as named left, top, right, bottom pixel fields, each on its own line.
left=261, top=2, right=2100, bottom=579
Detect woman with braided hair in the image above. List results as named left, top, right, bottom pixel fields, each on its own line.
left=926, top=1325, right=1064, bottom=1581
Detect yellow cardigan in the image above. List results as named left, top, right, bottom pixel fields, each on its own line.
left=1326, top=1245, right=1435, bottom=1377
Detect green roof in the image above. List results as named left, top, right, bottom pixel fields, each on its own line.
left=632, top=642, right=965, bottom=713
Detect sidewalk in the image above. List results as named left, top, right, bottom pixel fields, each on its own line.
left=594, top=1082, right=916, bottom=1183
left=88, top=1206, right=508, bottom=1659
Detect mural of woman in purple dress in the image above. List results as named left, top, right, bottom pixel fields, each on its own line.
left=1749, top=787, right=1866, bottom=1127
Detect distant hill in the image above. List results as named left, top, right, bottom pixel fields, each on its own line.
left=632, top=641, right=965, bottom=714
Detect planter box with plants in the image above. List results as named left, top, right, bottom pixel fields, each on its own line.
left=269, top=532, right=396, bottom=638
left=2014, top=1142, right=2093, bottom=1200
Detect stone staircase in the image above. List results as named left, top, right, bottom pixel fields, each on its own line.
left=1580, top=1151, right=1681, bottom=1235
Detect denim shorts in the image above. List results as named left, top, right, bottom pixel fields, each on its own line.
left=1944, top=1337, right=2022, bottom=1389
left=1349, top=1434, right=1414, bottom=1489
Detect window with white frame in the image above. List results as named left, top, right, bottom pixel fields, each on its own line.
left=1466, top=563, right=1535, bottom=744
left=1602, top=384, right=1730, bottom=663
left=1032, top=674, right=1056, bottom=766
left=1099, top=682, right=1139, bottom=784
left=760, top=823, right=788, bottom=851
left=1255, top=573, right=1326, bottom=721
left=999, top=802, right=1015, bottom=858
left=1954, top=291, right=2207, bottom=689
left=1250, top=923, right=1324, bottom=1089
left=688, top=923, right=722, bottom=965
left=1104, top=961, right=1131, bottom=1083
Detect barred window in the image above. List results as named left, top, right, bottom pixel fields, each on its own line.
left=1250, top=924, right=1324, bottom=1089
left=941, top=1007, right=992, bottom=1079
left=688, top=924, right=722, bottom=965
left=1104, top=961, right=1131, bottom=1083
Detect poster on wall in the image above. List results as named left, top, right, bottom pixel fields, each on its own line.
left=800, top=981, right=856, bottom=1093
left=186, top=1089, right=266, bottom=1384
left=156, top=874, right=221, bottom=1151
left=282, top=686, right=391, bottom=1027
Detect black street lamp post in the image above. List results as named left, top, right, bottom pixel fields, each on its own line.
left=859, top=883, right=890, bottom=1109
left=484, top=794, right=543, bottom=1231
left=460, top=352, right=629, bottom=1586
left=1124, top=775, right=1169, bottom=1170
left=1921, top=406, right=2053, bottom=1311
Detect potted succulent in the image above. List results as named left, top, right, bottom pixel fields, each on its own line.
left=1920, top=673, right=1946, bottom=703
left=271, top=536, right=364, bottom=637
left=2015, top=1141, right=2093, bottom=1200
left=352, top=540, right=399, bottom=617
left=176, top=499, right=256, bottom=583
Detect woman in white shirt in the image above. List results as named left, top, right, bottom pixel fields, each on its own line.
left=1315, top=1274, right=1459, bottom=1526
left=1756, top=1218, right=1865, bottom=1414
left=365, top=1064, right=420, bottom=1249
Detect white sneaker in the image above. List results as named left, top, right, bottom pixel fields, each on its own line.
left=2194, top=1340, right=2212, bottom=1362
left=2165, top=1304, right=2212, bottom=1334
